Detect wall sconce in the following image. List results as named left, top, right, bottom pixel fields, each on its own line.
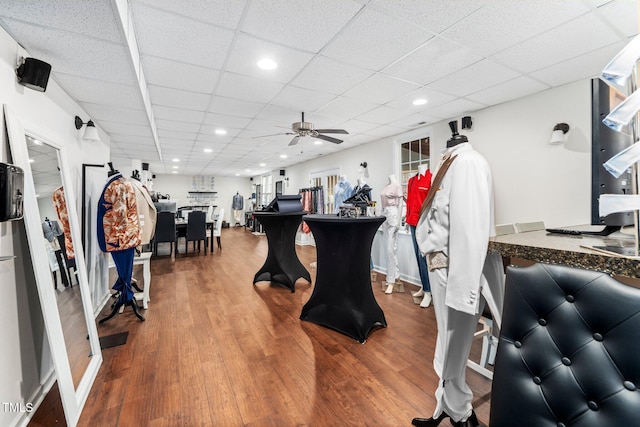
left=16, top=57, right=51, bottom=92
left=550, top=123, right=570, bottom=144
left=74, top=116, right=101, bottom=141
left=359, top=162, right=369, bottom=178
left=461, top=116, right=473, bottom=130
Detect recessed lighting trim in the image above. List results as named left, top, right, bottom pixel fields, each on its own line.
left=172, top=158, right=179, bottom=162
left=313, top=140, right=323, bottom=145
left=257, top=58, right=277, bottom=70
left=204, top=148, right=213, bottom=153
left=279, top=154, right=287, bottom=159
left=172, top=165, right=178, bottom=169
left=172, top=171, right=178, bottom=174
left=413, top=98, right=428, bottom=106
left=214, top=129, right=227, bottom=135
left=235, top=173, right=240, bottom=176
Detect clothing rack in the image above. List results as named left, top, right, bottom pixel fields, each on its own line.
left=299, top=186, right=324, bottom=233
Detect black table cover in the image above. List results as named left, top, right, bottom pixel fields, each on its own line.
left=252, top=211, right=311, bottom=292
left=300, top=214, right=386, bottom=343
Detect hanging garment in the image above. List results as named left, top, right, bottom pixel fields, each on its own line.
left=380, top=182, right=403, bottom=283
left=97, top=173, right=141, bottom=253
left=333, top=180, right=353, bottom=213
left=232, top=193, right=244, bottom=210
left=406, top=170, right=432, bottom=226
left=52, top=186, right=75, bottom=259
left=129, top=178, right=157, bottom=245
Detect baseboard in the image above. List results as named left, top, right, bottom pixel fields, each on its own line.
left=10, top=367, right=56, bottom=427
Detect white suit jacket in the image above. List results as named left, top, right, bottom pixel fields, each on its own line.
left=129, top=178, right=157, bottom=245
left=416, top=143, right=500, bottom=318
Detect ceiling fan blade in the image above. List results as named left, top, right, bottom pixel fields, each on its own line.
left=314, top=129, right=348, bottom=134
left=288, top=136, right=301, bottom=146
left=314, top=134, right=343, bottom=144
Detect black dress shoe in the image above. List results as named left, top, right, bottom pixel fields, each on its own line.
left=411, top=412, right=450, bottom=426
left=450, top=410, right=479, bottom=427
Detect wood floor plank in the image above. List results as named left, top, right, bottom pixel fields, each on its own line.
left=32, top=227, right=493, bottom=427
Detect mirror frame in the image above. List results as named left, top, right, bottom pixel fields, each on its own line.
left=4, top=105, right=102, bottom=427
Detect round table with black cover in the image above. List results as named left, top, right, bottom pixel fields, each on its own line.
left=252, top=211, right=311, bottom=292
left=300, top=214, right=387, bottom=343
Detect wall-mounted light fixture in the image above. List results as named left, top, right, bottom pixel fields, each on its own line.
left=461, top=116, right=473, bottom=130
left=550, top=123, right=570, bottom=144
left=74, top=116, right=101, bottom=142
left=359, top=162, right=369, bottom=179
left=16, top=57, right=51, bottom=92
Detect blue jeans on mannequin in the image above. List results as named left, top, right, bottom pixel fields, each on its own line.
left=409, top=225, right=430, bottom=292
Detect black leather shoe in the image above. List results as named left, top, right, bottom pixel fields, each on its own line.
left=450, top=410, right=479, bottom=427
left=411, top=412, right=450, bottom=426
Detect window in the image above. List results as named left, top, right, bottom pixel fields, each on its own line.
left=400, top=137, right=430, bottom=192
left=260, top=173, right=272, bottom=206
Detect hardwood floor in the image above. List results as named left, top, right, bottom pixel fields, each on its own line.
left=30, top=227, right=493, bottom=426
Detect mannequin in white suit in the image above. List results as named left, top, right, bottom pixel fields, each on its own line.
left=412, top=122, right=496, bottom=427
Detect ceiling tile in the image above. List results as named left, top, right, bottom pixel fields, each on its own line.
left=385, top=87, right=457, bottom=111
left=133, top=0, right=247, bottom=30
left=355, top=106, right=409, bottom=125
left=153, top=106, right=206, bottom=123
left=149, top=85, right=211, bottom=110
left=59, top=75, right=143, bottom=109
left=442, top=0, right=590, bottom=56
left=109, top=134, right=156, bottom=145
left=427, top=59, right=521, bottom=97
left=0, top=19, right=134, bottom=84
left=141, top=55, right=220, bottom=93
left=381, top=36, right=484, bottom=86
left=199, top=126, right=242, bottom=139
left=224, top=34, right=315, bottom=83
left=82, top=103, right=149, bottom=126
left=131, top=3, right=234, bottom=69
left=466, top=76, right=550, bottom=106
left=0, top=0, right=123, bottom=43
left=343, top=74, right=421, bottom=104
left=530, top=40, right=628, bottom=87
left=492, top=11, right=622, bottom=73
left=241, top=0, right=363, bottom=52
left=196, top=134, right=235, bottom=144
left=424, top=98, right=486, bottom=120
left=157, top=129, right=197, bottom=140
left=315, top=96, right=380, bottom=122
left=208, top=96, right=264, bottom=118
left=597, top=0, right=639, bottom=37
left=389, top=112, right=440, bottom=129
left=156, top=119, right=201, bottom=133
left=322, top=7, right=434, bottom=71
left=215, top=72, right=284, bottom=103
left=369, top=0, right=485, bottom=34
left=203, top=113, right=252, bottom=129
left=290, top=55, right=374, bottom=95
left=269, top=86, right=338, bottom=112
left=100, top=121, right=154, bottom=137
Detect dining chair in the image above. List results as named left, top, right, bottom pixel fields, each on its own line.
left=153, top=211, right=177, bottom=256
left=213, top=208, right=224, bottom=251
left=185, top=210, right=207, bottom=254
left=56, top=233, right=76, bottom=286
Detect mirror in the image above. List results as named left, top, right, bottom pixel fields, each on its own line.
left=4, top=105, right=102, bottom=427
left=27, top=134, right=92, bottom=389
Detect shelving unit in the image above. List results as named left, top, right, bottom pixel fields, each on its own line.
left=187, top=191, right=217, bottom=206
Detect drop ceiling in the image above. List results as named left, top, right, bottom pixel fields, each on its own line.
left=0, top=0, right=636, bottom=177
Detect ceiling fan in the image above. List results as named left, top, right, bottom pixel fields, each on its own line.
left=257, top=112, right=349, bottom=146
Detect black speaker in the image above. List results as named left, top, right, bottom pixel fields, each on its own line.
left=461, top=116, right=473, bottom=130
left=16, top=58, right=52, bottom=92
left=279, top=169, right=285, bottom=176
left=142, top=162, right=149, bottom=171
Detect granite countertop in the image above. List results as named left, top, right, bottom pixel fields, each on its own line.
left=489, top=225, right=640, bottom=278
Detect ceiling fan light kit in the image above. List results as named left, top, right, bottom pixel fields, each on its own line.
left=255, top=112, right=349, bottom=146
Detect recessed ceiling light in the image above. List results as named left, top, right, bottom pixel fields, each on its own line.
left=172, top=171, right=178, bottom=174
left=257, top=58, right=277, bottom=70
left=280, top=154, right=287, bottom=159
left=413, top=98, right=428, bottom=106
left=259, top=162, right=266, bottom=167
left=313, top=140, right=323, bottom=145
left=214, top=129, right=227, bottom=135
left=172, top=158, right=179, bottom=162
left=235, top=173, right=240, bottom=176
left=172, top=165, right=178, bottom=169
left=204, top=148, right=213, bottom=153
left=245, top=169, right=251, bottom=172
left=29, top=158, right=34, bottom=163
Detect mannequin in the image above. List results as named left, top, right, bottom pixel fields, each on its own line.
left=232, top=191, right=244, bottom=225
left=333, top=175, right=353, bottom=213
left=97, top=171, right=144, bottom=323
left=380, top=174, right=404, bottom=294
left=42, top=216, right=62, bottom=242
left=406, top=164, right=433, bottom=308
left=411, top=130, right=495, bottom=427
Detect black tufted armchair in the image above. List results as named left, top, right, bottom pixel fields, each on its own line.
left=489, top=263, right=640, bottom=427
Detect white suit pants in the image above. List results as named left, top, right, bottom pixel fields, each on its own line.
left=382, top=206, right=400, bottom=283
left=429, top=267, right=485, bottom=422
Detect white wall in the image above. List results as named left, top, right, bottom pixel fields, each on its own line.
left=0, top=26, right=109, bottom=427
left=152, top=174, right=251, bottom=224
left=273, top=79, right=592, bottom=229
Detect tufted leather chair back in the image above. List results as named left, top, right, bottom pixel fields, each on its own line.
left=489, top=263, right=640, bottom=427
